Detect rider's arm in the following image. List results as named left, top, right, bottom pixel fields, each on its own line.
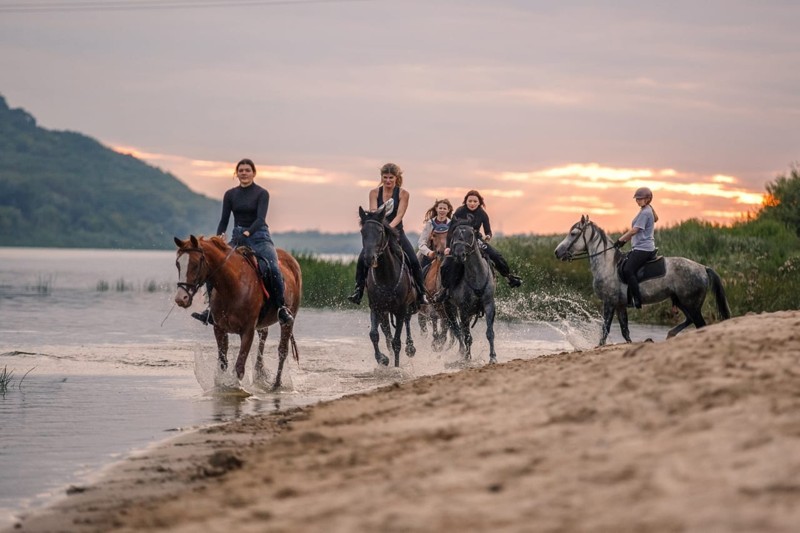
left=368, top=188, right=379, bottom=211
left=216, top=190, right=233, bottom=236
left=418, top=221, right=434, bottom=257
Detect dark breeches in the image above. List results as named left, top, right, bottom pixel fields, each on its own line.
left=623, top=249, right=656, bottom=304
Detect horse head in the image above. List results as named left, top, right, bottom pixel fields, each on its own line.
left=449, top=217, right=477, bottom=263
left=173, top=235, right=208, bottom=307
left=358, top=199, right=397, bottom=268
left=554, top=215, right=612, bottom=261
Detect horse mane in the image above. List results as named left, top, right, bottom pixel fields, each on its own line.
left=360, top=211, right=402, bottom=246
left=201, top=235, right=232, bottom=254
left=589, top=221, right=612, bottom=246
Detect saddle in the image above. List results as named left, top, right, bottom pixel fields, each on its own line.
left=616, top=252, right=666, bottom=283
left=237, top=246, right=273, bottom=321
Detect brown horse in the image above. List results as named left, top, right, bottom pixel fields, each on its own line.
left=418, top=230, right=461, bottom=351
left=173, top=235, right=302, bottom=388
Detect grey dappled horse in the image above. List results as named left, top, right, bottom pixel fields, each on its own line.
left=358, top=199, right=417, bottom=367
left=447, top=219, right=497, bottom=363
left=554, top=215, right=731, bottom=345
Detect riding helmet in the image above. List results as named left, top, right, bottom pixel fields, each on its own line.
left=633, top=187, right=653, bottom=199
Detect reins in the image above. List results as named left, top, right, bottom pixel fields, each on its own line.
left=563, top=222, right=616, bottom=262
left=176, top=243, right=238, bottom=295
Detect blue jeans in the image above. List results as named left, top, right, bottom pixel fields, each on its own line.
left=231, top=226, right=286, bottom=308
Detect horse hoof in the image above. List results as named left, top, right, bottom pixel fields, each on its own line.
left=489, top=356, right=497, bottom=364
left=219, top=361, right=228, bottom=371
left=377, top=356, right=389, bottom=366
left=406, top=346, right=416, bottom=358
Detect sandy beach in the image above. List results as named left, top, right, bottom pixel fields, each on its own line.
left=8, top=310, right=800, bottom=533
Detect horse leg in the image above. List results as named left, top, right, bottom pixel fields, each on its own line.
left=485, top=301, right=497, bottom=364
left=667, top=300, right=695, bottom=338
left=370, top=310, right=389, bottom=366
left=404, top=312, right=416, bottom=358
left=599, top=301, right=615, bottom=346
left=392, top=312, right=403, bottom=367
left=380, top=314, right=393, bottom=354
left=273, top=324, right=291, bottom=389
left=616, top=306, right=632, bottom=343
left=213, top=326, right=229, bottom=372
left=418, top=310, right=429, bottom=337
left=234, top=328, right=256, bottom=380
left=461, top=314, right=473, bottom=360
left=254, top=328, right=269, bottom=383
left=444, top=301, right=463, bottom=352
left=688, top=306, right=706, bottom=329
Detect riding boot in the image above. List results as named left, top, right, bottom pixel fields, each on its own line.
left=412, top=266, right=428, bottom=306
left=348, top=256, right=367, bottom=305
left=278, top=306, right=294, bottom=325
left=628, top=280, right=643, bottom=309
left=191, top=308, right=214, bottom=326
left=347, top=284, right=364, bottom=305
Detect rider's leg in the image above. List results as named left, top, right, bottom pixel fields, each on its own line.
left=622, top=250, right=653, bottom=309
left=484, top=243, right=522, bottom=287
left=348, top=249, right=367, bottom=304
left=250, top=231, right=293, bottom=325
left=399, top=231, right=427, bottom=305
left=191, top=281, right=215, bottom=325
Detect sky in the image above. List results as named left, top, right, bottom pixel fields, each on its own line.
left=1, top=0, right=798, bottom=235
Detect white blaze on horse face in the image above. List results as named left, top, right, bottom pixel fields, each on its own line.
left=177, top=254, right=190, bottom=283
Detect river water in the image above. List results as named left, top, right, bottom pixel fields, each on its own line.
left=0, top=247, right=669, bottom=527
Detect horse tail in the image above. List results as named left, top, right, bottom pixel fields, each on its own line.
left=706, top=267, right=731, bottom=320
left=290, top=333, right=300, bottom=364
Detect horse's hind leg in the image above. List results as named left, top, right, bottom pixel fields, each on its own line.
left=391, top=312, right=404, bottom=367
left=370, top=311, right=389, bottom=366
left=213, top=326, right=229, bottom=371
left=273, top=325, right=291, bottom=389
left=667, top=300, right=699, bottom=338
left=404, top=313, right=416, bottom=358
left=485, top=301, right=497, bottom=364
left=599, top=302, right=615, bottom=346
left=615, top=306, right=632, bottom=343
left=380, top=314, right=393, bottom=353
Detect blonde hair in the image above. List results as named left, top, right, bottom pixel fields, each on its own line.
left=379, top=162, right=403, bottom=188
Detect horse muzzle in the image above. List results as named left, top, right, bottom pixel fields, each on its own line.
left=174, top=287, right=193, bottom=308
left=554, top=246, right=572, bottom=262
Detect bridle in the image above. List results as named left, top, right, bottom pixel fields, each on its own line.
left=362, top=219, right=407, bottom=290
left=450, top=225, right=478, bottom=258
left=175, top=244, right=237, bottom=296
left=562, top=221, right=616, bottom=262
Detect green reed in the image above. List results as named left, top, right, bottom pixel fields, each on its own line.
left=294, top=252, right=357, bottom=308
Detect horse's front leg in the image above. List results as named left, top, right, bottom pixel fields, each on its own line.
left=254, top=328, right=270, bottom=385
left=616, top=306, right=632, bottom=343
left=391, top=312, right=404, bottom=367
left=444, top=301, right=463, bottom=352
left=460, top=312, right=473, bottom=360
left=370, top=310, right=389, bottom=366
left=404, top=311, right=416, bottom=358
left=213, top=326, right=229, bottom=371
left=484, top=300, right=497, bottom=364
left=599, top=301, right=615, bottom=346
left=234, top=327, right=256, bottom=380
left=379, top=313, right=393, bottom=353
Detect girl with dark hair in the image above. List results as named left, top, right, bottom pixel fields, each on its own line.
left=437, top=190, right=522, bottom=301
left=192, top=158, right=294, bottom=326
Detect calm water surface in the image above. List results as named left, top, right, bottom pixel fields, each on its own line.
left=0, top=247, right=668, bottom=527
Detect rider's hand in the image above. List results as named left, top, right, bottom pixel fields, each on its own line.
left=427, top=251, right=435, bottom=258
left=484, top=234, right=492, bottom=242
left=444, top=247, right=451, bottom=255
left=613, top=239, right=624, bottom=249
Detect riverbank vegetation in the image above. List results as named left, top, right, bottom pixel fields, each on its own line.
left=297, top=166, right=800, bottom=326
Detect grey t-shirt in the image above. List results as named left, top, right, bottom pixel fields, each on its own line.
left=631, top=205, right=656, bottom=251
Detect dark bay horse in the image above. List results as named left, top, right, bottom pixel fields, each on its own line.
left=173, top=235, right=302, bottom=388
left=358, top=200, right=417, bottom=367
left=554, top=215, right=731, bottom=345
left=418, top=229, right=460, bottom=351
left=448, top=219, right=497, bottom=363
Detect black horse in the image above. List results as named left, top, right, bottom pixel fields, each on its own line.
left=446, top=219, right=498, bottom=363
left=358, top=199, right=418, bottom=367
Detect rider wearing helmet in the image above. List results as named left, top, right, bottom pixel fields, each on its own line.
left=614, top=187, right=659, bottom=309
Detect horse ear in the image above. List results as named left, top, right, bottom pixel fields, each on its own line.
left=359, top=206, right=366, bottom=220
left=190, top=235, right=199, bottom=247
left=580, top=215, right=587, bottom=224
left=174, top=236, right=183, bottom=248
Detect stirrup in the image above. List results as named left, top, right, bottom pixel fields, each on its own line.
left=278, top=306, right=294, bottom=325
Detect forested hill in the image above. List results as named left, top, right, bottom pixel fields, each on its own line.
left=0, top=95, right=218, bottom=249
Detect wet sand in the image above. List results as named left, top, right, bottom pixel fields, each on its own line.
left=8, top=311, right=800, bottom=532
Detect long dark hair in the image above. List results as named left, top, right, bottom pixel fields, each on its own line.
left=463, top=189, right=486, bottom=208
